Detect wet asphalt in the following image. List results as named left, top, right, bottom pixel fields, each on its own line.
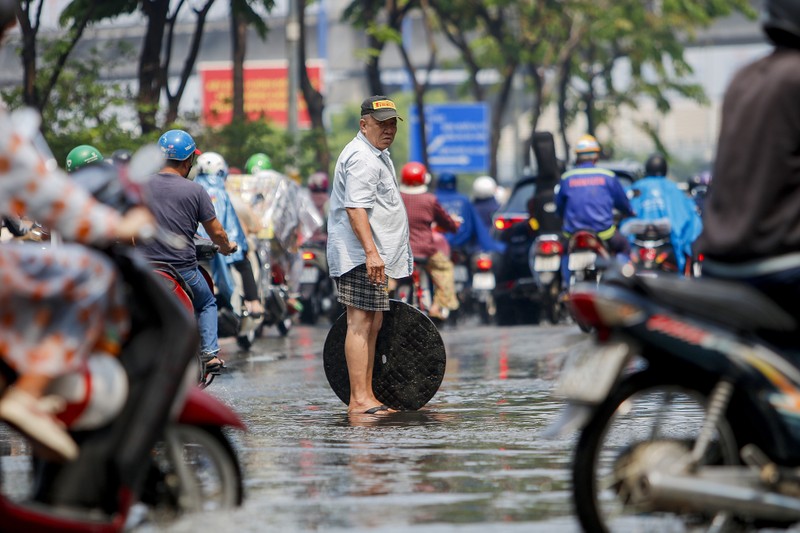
left=152, top=317, right=588, bottom=532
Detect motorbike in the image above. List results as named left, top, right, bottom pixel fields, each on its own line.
left=449, top=248, right=496, bottom=325
left=620, top=218, right=679, bottom=276
left=153, top=239, right=243, bottom=385
left=253, top=231, right=294, bottom=337
left=548, top=264, right=800, bottom=532
left=528, top=233, right=565, bottom=324
left=298, top=242, right=339, bottom=325
left=0, top=150, right=245, bottom=531
left=564, top=229, right=612, bottom=331
left=394, top=258, right=434, bottom=318
left=470, top=252, right=497, bottom=324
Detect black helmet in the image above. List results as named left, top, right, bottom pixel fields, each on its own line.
left=645, top=153, right=668, bottom=177
left=763, top=0, right=800, bottom=46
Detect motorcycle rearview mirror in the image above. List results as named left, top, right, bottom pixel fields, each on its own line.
left=128, top=144, right=165, bottom=184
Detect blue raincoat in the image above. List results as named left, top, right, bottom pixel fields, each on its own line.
left=625, top=175, right=703, bottom=274
left=196, top=172, right=249, bottom=301
left=435, top=188, right=505, bottom=253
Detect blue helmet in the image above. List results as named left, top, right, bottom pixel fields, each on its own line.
left=158, top=129, right=196, bottom=161
left=437, top=172, right=457, bottom=191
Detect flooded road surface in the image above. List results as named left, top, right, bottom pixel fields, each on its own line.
left=146, top=321, right=587, bottom=532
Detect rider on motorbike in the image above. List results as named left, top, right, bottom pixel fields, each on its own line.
left=399, top=162, right=460, bottom=319
left=556, top=134, right=634, bottom=285
left=0, top=4, right=156, bottom=461
left=471, top=175, right=501, bottom=233
left=624, top=153, right=703, bottom=275
left=195, top=151, right=265, bottom=317
left=245, top=152, right=272, bottom=174
left=307, top=171, right=330, bottom=243
left=135, top=130, right=238, bottom=375
left=435, top=172, right=505, bottom=254
left=65, top=144, right=105, bottom=173
left=696, top=0, right=800, bottom=348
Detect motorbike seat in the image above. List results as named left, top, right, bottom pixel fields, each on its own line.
left=637, top=275, right=796, bottom=332
left=151, top=261, right=195, bottom=301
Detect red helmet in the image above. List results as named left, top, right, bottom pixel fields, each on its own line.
left=401, top=162, right=428, bottom=187
left=307, top=172, right=329, bottom=192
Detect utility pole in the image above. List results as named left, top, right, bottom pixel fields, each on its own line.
left=287, top=0, right=301, bottom=158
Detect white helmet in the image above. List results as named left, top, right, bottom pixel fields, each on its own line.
left=196, top=151, right=228, bottom=178
left=473, top=175, right=497, bottom=200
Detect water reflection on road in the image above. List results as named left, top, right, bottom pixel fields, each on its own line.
left=142, top=322, right=585, bottom=533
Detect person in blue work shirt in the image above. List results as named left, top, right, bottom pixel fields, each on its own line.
left=556, top=134, right=634, bottom=282
left=434, top=172, right=505, bottom=254
left=624, top=154, right=703, bottom=275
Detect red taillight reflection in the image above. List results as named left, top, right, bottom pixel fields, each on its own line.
left=302, top=251, right=316, bottom=261
left=476, top=257, right=493, bottom=271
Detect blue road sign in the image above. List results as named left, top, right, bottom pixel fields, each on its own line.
left=409, top=103, right=490, bottom=173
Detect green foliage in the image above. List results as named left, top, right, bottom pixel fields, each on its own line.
left=2, top=42, right=140, bottom=166
left=193, top=119, right=329, bottom=178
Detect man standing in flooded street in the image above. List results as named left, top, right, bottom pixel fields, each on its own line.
left=326, top=96, right=413, bottom=415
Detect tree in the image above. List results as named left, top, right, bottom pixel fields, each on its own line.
left=16, top=0, right=97, bottom=114
left=2, top=42, right=144, bottom=164
left=298, top=0, right=330, bottom=174
left=230, top=0, right=274, bottom=123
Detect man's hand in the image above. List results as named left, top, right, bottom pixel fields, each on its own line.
left=220, top=241, right=238, bottom=255
left=365, top=251, right=385, bottom=285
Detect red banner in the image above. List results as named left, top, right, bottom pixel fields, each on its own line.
left=199, top=61, right=323, bottom=128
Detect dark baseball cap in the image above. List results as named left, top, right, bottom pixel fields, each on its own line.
left=360, top=96, right=403, bottom=122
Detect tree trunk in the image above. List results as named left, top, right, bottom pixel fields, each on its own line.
left=488, top=64, right=516, bottom=179
left=138, top=0, right=170, bottom=134
left=164, top=0, right=215, bottom=125
left=298, top=0, right=330, bottom=173
left=18, top=0, right=41, bottom=109
left=231, top=1, right=247, bottom=124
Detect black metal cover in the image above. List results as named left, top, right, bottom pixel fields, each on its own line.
left=323, top=300, right=446, bottom=411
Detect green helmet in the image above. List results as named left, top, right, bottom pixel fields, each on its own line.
left=66, top=145, right=104, bottom=173
left=245, top=153, right=272, bottom=174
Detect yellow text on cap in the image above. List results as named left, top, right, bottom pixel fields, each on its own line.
left=372, top=100, right=396, bottom=110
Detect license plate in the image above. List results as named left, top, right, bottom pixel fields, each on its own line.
left=454, top=265, right=469, bottom=283
left=534, top=255, right=561, bottom=272
left=554, top=340, right=630, bottom=404
left=568, top=251, right=597, bottom=271
left=472, top=272, right=496, bottom=291
left=300, top=266, right=319, bottom=284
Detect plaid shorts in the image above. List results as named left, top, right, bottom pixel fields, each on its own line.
left=335, top=264, right=390, bottom=311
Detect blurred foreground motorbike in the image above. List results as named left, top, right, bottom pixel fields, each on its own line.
left=549, top=264, right=800, bottom=532
left=0, top=145, right=244, bottom=532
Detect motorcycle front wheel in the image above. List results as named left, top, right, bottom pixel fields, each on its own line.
left=573, top=371, right=739, bottom=533
left=151, top=424, right=243, bottom=518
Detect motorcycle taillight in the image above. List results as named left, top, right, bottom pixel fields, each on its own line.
left=573, top=232, right=598, bottom=250
left=537, top=240, right=563, bottom=255
left=639, top=247, right=657, bottom=262
left=475, top=256, right=492, bottom=271
left=302, top=251, right=316, bottom=261
left=569, top=289, right=645, bottom=328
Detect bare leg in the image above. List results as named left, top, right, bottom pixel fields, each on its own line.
left=345, top=306, right=390, bottom=413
